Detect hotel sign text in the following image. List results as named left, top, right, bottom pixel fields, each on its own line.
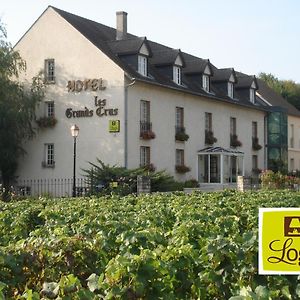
left=67, top=78, right=106, bottom=92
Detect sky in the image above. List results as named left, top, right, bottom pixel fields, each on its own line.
left=1, top=0, right=300, bottom=83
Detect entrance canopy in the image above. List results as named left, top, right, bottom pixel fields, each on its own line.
left=197, top=146, right=244, bottom=184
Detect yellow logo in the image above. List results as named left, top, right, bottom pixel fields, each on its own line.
left=259, top=208, right=300, bottom=274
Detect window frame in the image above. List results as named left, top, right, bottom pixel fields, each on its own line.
left=228, top=82, right=234, bottom=98
left=250, top=88, right=255, bottom=103
left=230, top=117, right=237, bottom=135
left=202, top=74, right=210, bottom=92
left=46, top=101, right=55, bottom=117
left=173, top=66, right=181, bottom=85
left=140, top=146, right=150, bottom=167
left=205, top=112, right=212, bottom=132
left=176, top=149, right=184, bottom=166
left=252, top=121, right=258, bottom=138
left=43, top=143, right=55, bottom=168
left=44, top=59, right=55, bottom=83
left=138, top=55, right=148, bottom=77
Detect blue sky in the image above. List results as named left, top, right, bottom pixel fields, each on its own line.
left=1, top=0, right=300, bottom=83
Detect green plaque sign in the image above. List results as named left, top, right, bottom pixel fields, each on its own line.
left=109, top=120, right=120, bottom=132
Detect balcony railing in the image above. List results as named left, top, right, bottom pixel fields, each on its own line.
left=140, top=121, right=155, bottom=139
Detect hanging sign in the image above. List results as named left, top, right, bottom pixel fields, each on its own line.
left=259, top=208, right=300, bottom=274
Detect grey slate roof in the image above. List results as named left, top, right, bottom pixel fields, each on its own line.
left=256, top=79, right=300, bottom=117
left=107, top=37, right=151, bottom=56
left=212, top=68, right=237, bottom=83
left=50, top=6, right=299, bottom=116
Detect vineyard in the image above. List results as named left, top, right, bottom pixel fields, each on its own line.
left=1, top=190, right=300, bottom=299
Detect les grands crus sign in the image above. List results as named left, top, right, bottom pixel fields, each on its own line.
left=65, top=79, right=118, bottom=118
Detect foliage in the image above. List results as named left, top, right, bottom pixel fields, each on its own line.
left=175, top=164, right=191, bottom=173
left=260, top=169, right=299, bottom=189
left=83, top=159, right=183, bottom=195
left=175, top=131, right=189, bottom=141
left=258, top=72, right=300, bottom=110
left=205, top=130, right=217, bottom=145
left=252, top=137, right=262, bottom=151
left=140, top=130, right=155, bottom=139
left=0, top=20, right=45, bottom=201
left=36, top=116, right=57, bottom=128
left=230, top=134, right=242, bottom=147
left=1, top=190, right=300, bottom=298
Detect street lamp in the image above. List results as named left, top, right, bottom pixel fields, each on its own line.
left=70, top=124, right=79, bottom=197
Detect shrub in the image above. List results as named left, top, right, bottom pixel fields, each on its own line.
left=83, top=159, right=183, bottom=195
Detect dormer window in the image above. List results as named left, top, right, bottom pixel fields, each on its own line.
left=138, top=55, right=147, bottom=76
left=173, top=66, right=181, bottom=85
left=228, top=82, right=234, bottom=98
left=250, top=88, right=255, bottom=103
left=202, top=74, right=210, bottom=92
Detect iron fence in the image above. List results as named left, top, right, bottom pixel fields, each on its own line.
left=15, top=178, right=90, bottom=197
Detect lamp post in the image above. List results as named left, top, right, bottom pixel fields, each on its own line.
left=70, top=124, right=79, bottom=197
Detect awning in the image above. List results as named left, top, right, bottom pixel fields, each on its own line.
left=197, top=146, right=244, bottom=156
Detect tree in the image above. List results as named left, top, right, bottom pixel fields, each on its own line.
left=258, top=72, right=300, bottom=110
left=0, top=21, right=45, bottom=201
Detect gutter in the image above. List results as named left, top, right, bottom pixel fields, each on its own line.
left=124, top=74, right=136, bottom=168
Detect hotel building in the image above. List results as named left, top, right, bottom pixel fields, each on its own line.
left=13, top=6, right=300, bottom=194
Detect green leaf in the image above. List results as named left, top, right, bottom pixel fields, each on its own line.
left=281, top=286, right=292, bottom=299
left=87, top=273, right=99, bottom=292
left=255, top=285, right=269, bottom=299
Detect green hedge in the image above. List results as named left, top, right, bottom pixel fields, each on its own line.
left=1, top=190, right=300, bottom=299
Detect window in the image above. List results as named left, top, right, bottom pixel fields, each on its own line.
left=44, top=59, right=55, bottom=83
left=138, top=55, right=147, bottom=76
left=250, top=88, right=255, bottom=103
left=252, top=155, right=258, bottom=170
left=140, top=146, right=150, bottom=166
left=173, top=66, right=181, bottom=85
left=228, top=82, right=234, bottom=98
left=176, top=149, right=184, bottom=166
left=43, top=144, right=55, bottom=167
left=205, top=112, right=212, bottom=131
left=252, top=121, right=258, bottom=138
left=140, top=100, right=151, bottom=133
left=46, top=101, right=55, bottom=117
left=176, top=107, right=184, bottom=132
left=140, top=100, right=150, bottom=123
left=230, top=117, right=236, bottom=135
left=202, top=74, right=210, bottom=92
left=290, top=124, right=294, bottom=148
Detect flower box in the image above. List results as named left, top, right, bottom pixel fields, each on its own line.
left=36, top=116, right=57, bottom=128
left=140, top=130, right=156, bottom=140
left=205, top=130, right=217, bottom=145
left=252, top=137, right=262, bottom=151
left=175, top=165, right=191, bottom=173
left=230, top=134, right=242, bottom=147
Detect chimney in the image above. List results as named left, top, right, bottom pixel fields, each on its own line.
left=116, top=11, right=127, bottom=40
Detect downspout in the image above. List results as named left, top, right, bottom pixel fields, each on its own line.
left=124, top=76, right=136, bottom=168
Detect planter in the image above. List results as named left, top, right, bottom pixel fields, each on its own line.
left=252, top=137, right=262, bottom=151
left=175, top=165, right=190, bottom=173
left=205, top=130, right=217, bottom=145
left=175, top=132, right=189, bottom=142
left=36, top=116, right=57, bottom=128
left=140, top=131, right=156, bottom=140
left=230, top=134, right=242, bottom=147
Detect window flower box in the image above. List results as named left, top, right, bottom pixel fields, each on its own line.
left=175, top=127, right=189, bottom=142
left=230, top=134, right=242, bottom=147
left=140, top=130, right=156, bottom=140
left=252, top=137, right=262, bottom=151
left=205, top=130, right=217, bottom=145
left=36, top=116, right=57, bottom=128
left=175, top=165, right=190, bottom=173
